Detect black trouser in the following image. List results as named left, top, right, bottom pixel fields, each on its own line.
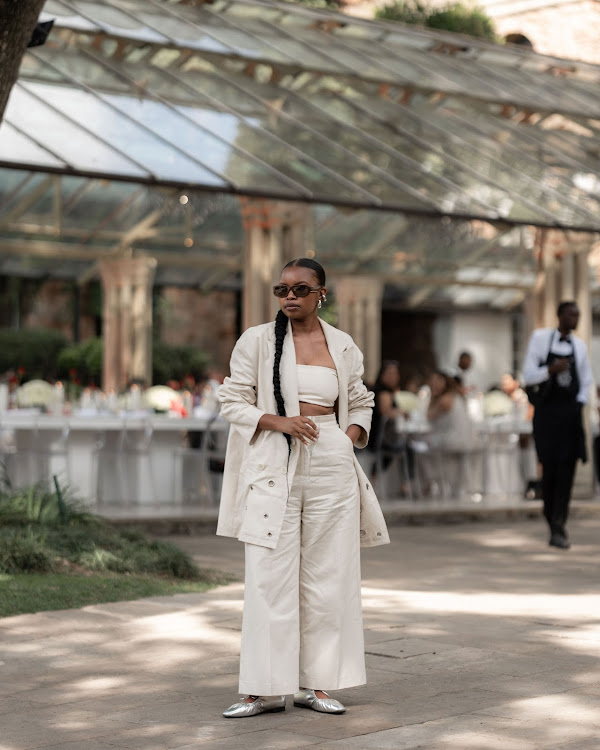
left=541, top=456, right=577, bottom=535
left=533, top=399, right=581, bottom=537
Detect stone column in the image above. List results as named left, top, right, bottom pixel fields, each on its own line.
left=239, top=198, right=312, bottom=330
left=335, top=276, right=383, bottom=385
left=99, top=257, right=157, bottom=392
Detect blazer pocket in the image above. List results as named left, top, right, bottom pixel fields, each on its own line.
left=239, top=482, right=287, bottom=544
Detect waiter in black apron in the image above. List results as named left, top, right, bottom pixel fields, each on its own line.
left=523, top=301, right=593, bottom=549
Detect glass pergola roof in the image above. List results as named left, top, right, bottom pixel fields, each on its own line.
left=0, top=0, right=599, bottom=305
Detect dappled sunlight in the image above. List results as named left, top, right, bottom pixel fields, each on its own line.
left=3, top=519, right=600, bottom=749
left=362, top=586, right=599, bottom=622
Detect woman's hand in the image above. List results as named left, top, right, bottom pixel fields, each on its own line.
left=258, top=414, right=317, bottom=445
left=281, top=416, right=318, bottom=445
left=346, top=424, right=363, bottom=445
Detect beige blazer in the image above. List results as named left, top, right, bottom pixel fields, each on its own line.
left=216, top=317, right=390, bottom=550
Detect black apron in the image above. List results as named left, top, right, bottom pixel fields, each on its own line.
left=532, top=335, right=586, bottom=465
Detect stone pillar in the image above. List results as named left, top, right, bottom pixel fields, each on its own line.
left=335, top=276, right=383, bottom=385
left=99, top=257, right=157, bottom=392
left=239, top=198, right=312, bottom=330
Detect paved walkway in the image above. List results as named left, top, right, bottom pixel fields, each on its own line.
left=2, top=517, right=600, bottom=750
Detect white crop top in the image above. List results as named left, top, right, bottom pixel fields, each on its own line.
left=297, top=365, right=339, bottom=408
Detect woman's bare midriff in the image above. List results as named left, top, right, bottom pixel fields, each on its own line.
left=299, top=401, right=335, bottom=417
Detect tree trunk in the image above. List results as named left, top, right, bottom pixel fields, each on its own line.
left=0, top=0, right=46, bottom=123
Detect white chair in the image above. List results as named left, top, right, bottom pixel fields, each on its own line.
left=97, top=418, right=155, bottom=505
left=373, top=417, right=417, bottom=502
left=174, top=416, right=228, bottom=507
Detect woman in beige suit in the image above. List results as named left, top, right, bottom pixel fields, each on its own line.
left=218, top=257, right=389, bottom=719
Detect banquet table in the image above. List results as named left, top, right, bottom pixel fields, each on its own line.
left=0, top=410, right=228, bottom=507
left=394, top=414, right=533, bottom=499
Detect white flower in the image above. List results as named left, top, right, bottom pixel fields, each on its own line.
left=15, top=379, right=56, bottom=408
left=483, top=391, right=513, bottom=417
left=143, top=385, right=183, bottom=412
left=393, top=390, right=420, bottom=413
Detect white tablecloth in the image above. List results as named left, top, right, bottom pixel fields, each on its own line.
left=0, top=412, right=228, bottom=506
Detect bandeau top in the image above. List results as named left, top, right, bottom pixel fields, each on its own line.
left=297, top=364, right=339, bottom=408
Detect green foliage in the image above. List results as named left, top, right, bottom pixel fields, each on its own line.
left=375, top=0, right=497, bottom=41
left=0, top=527, right=54, bottom=574
left=0, top=477, right=212, bottom=581
left=56, top=337, right=103, bottom=385
left=0, top=328, right=68, bottom=381
left=376, top=0, right=428, bottom=23
left=427, top=4, right=496, bottom=38
left=152, top=340, right=210, bottom=385
left=0, top=573, right=225, bottom=618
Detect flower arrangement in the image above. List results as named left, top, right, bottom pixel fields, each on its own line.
left=143, top=385, right=183, bottom=413
left=483, top=390, right=513, bottom=417
left=393, top=390, right=420, bottom=413
left=15, top=379, right=56, bottom=409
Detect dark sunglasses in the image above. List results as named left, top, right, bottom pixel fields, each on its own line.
left=272, top=284, right=321, bottom=298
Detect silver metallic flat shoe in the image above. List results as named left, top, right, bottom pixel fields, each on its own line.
left=222, top=695, right=286, bottom=718
left=293, top=689, right=346, bottom=714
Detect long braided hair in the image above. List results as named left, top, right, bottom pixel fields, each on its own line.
left=273, top=258, right=326, bottom=451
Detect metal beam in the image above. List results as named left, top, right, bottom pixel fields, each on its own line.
left=0, top=176, right=54, bottom=229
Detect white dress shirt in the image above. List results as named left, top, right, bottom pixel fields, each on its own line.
left=522, top=327, right=593, bottom=405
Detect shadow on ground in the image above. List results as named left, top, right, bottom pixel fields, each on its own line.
left=1, top=517, right=599, bottom=749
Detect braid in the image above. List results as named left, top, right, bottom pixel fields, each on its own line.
left=273, top=309, right=292, bottom=451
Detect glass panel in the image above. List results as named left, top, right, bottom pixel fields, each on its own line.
left=354, top=97, right=570, bottom=223
left=65, top=0, right=169, bottom=43
left=8, top=84, right=150, bottom=179
left=0, top=121, right=67, bottom=169
left=21, top=49, right=132, bottom=94
left=179, top=104, right=368, bottom=202
left=101, top=93, right=302, bottom=196
left=155, top=5, right=295, bottom=63
left=418, top=103, right=599, bottom=223
left=40, top=0, right=100, bottom=30
left=175, top=71, right=433, bottom=210
left=23, top=81, right=226, bottom=187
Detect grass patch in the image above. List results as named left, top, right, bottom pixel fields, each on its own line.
left=0, top=472, right=235, bottom=617
left=0, top=572, right=231, bottom=618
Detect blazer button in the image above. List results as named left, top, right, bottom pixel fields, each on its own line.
left=268, top=480, right=275, bottom=487
left=258, top=463, right=265, bottom=470
left=365, top=483, right=370, bottom=490
left=377, top=532, right=382, bottom=537
left=267, top=532, right=272, bottom=537
left=360, top=529, right=366, bottom=537
left=250, top=485, right=254, bottom=491
left=263, top=513, right=269, bottom=519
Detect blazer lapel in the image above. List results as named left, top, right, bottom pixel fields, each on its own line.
left=319, top=319, right=350, bottom=430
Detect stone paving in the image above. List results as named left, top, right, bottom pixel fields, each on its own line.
left=1, top=517, right=600, bottom=750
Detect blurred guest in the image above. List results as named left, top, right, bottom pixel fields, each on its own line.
left=424, top=370, right=476, bottom=496
left=367, top=360, right=403, bottom=458
left=455, top=351, right=476, bottom=394
left=501, top=373, right=531, bottom=418
left=428, top=370, right=474, bottom=448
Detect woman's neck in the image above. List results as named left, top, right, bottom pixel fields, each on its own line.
left=291, top=316, right=321, bottom=336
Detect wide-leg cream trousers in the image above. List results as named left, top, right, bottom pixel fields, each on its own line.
left=239, top=414, right=366, bottom=695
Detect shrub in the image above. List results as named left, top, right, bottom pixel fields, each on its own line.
left=375, top=0, right=497, bottom=41
left=152, top=340, right=210, bottom=385
left=0, top=478, right=201, bottom=579
left=0, top=527, right=55, bottom=574
left=0, top=328, right=68, bottom=381
left=56, top=337, right=103, bottom=386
